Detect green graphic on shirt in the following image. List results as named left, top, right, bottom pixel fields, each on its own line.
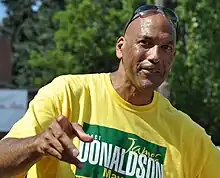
left=75, top=123, right=166, bottom=178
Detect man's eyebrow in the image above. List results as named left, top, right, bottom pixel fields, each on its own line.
left=138, top=35, right=154, bottom=40
left=137, top=34, right=175, bottom=44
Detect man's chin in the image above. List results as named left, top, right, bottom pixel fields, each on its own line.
left=139, top=79, right=161, bottom=90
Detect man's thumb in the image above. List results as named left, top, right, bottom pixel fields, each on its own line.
left=56, top=115, right=74, bottom=138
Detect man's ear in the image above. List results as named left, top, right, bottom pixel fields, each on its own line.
left=116, top=36, right=125, bottom=60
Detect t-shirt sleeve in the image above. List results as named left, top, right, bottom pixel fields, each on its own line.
left=198, top=131, right=220, bottom=178
left=4, top=76, right=72, bottom=138
left=179, top=112, right=220, bottom=178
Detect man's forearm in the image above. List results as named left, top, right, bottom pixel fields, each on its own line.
left=0, top=137, right=43, bottom=177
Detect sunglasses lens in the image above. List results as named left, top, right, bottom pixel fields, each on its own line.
left=135, top=5, right=157, bottom=14
left=124, top=5, right=179, bottom=34
left=163, top=8, right=178, bottom=22
left=140, top=7, right=178, bottom=29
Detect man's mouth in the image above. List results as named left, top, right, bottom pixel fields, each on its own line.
left=140, top=68, right=160, bottom=75
left=138, top=63, right=160, bottom=74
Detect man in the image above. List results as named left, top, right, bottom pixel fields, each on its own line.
left=0, top=4, right=220, bottom=178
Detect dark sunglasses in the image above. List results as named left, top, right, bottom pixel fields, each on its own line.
left=124, top=4, right=179, bottom=34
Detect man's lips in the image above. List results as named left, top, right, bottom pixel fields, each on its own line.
left=138, top=61, right=160, bottom=73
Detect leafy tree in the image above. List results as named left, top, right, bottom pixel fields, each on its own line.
left=1, top=0, right=65, bottom=88
left=4, top=0, right=220, bottom=144
left=1, top=0, right=36, bottom=87
left=170, top=0, right=220, bottom=144
left=29, top=0, right=154, bottom=87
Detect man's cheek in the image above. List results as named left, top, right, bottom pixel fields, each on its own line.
left=163, top=59, right=173, bottom=72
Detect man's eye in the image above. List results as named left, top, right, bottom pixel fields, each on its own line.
left=139, top=40, right=152, bottom=47
left=161, top=45, right=173, bottom=52
left=139, top=40, right=148, bottom=44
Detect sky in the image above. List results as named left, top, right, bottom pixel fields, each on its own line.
left=0, top=1, right=42, bottom=23
left=0, top=2, right=7, bottom=23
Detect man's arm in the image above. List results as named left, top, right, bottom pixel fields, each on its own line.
left=0, top=116, right=93, bottom=178
left=0, top=76, right=88, bottom=177
left=0, top=137, right=41, bottom=178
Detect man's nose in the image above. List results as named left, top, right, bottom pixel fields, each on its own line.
left=147, top=45, right=160, bottom=64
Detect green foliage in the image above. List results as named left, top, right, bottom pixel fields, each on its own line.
left=3, top=0, right=220, bottom=143
left=29, top=0, right=154, bottom=87
left=170, top=0, right=220, bottom=144
left=1, top=0, right=65, bottom=88
left=1, top=0, right=36, bottom=87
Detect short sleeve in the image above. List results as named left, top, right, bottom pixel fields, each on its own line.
left=198, top=132, right=220, bottom=178
left=4, top=76, right=69, bottom=139
left=2, top=75, right=90, bottom=178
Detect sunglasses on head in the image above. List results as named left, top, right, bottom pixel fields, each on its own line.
left=124, top=4, right=179, bottom=34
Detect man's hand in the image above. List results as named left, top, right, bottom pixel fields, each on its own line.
left=35, top=115, right=93, bottom=169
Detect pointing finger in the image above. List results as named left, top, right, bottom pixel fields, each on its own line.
left=71, top=123, right=93, bottom=142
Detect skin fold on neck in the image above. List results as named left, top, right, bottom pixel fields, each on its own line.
left=110, top=63, right=154, bottom=106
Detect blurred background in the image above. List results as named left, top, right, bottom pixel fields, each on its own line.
left=1, top=0, right=220, bottom=146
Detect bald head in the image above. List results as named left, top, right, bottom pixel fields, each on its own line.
left=115, top=11, right=176, bottom=91
left=125, top=13, right=176, bottom=43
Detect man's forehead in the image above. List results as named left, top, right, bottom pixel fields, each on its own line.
left=125, top=13, right=176, bottom=41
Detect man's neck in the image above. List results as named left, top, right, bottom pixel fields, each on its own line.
left=110, top=71, right=154, bottom=106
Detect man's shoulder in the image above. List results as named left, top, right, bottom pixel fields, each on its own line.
left=40, top=73, right=107, bottom=95
left=47, top=73, right=108, bottom=91
left=36, top=73, right=108, bottom=99
left=156, top=93, right=209, bottom=148
left=156, top=92, right=202, bottom=130
left=53, top=73, right=107, bottom=84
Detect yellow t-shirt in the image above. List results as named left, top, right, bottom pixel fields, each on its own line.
left=5, top=73, right=220, bottom=178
